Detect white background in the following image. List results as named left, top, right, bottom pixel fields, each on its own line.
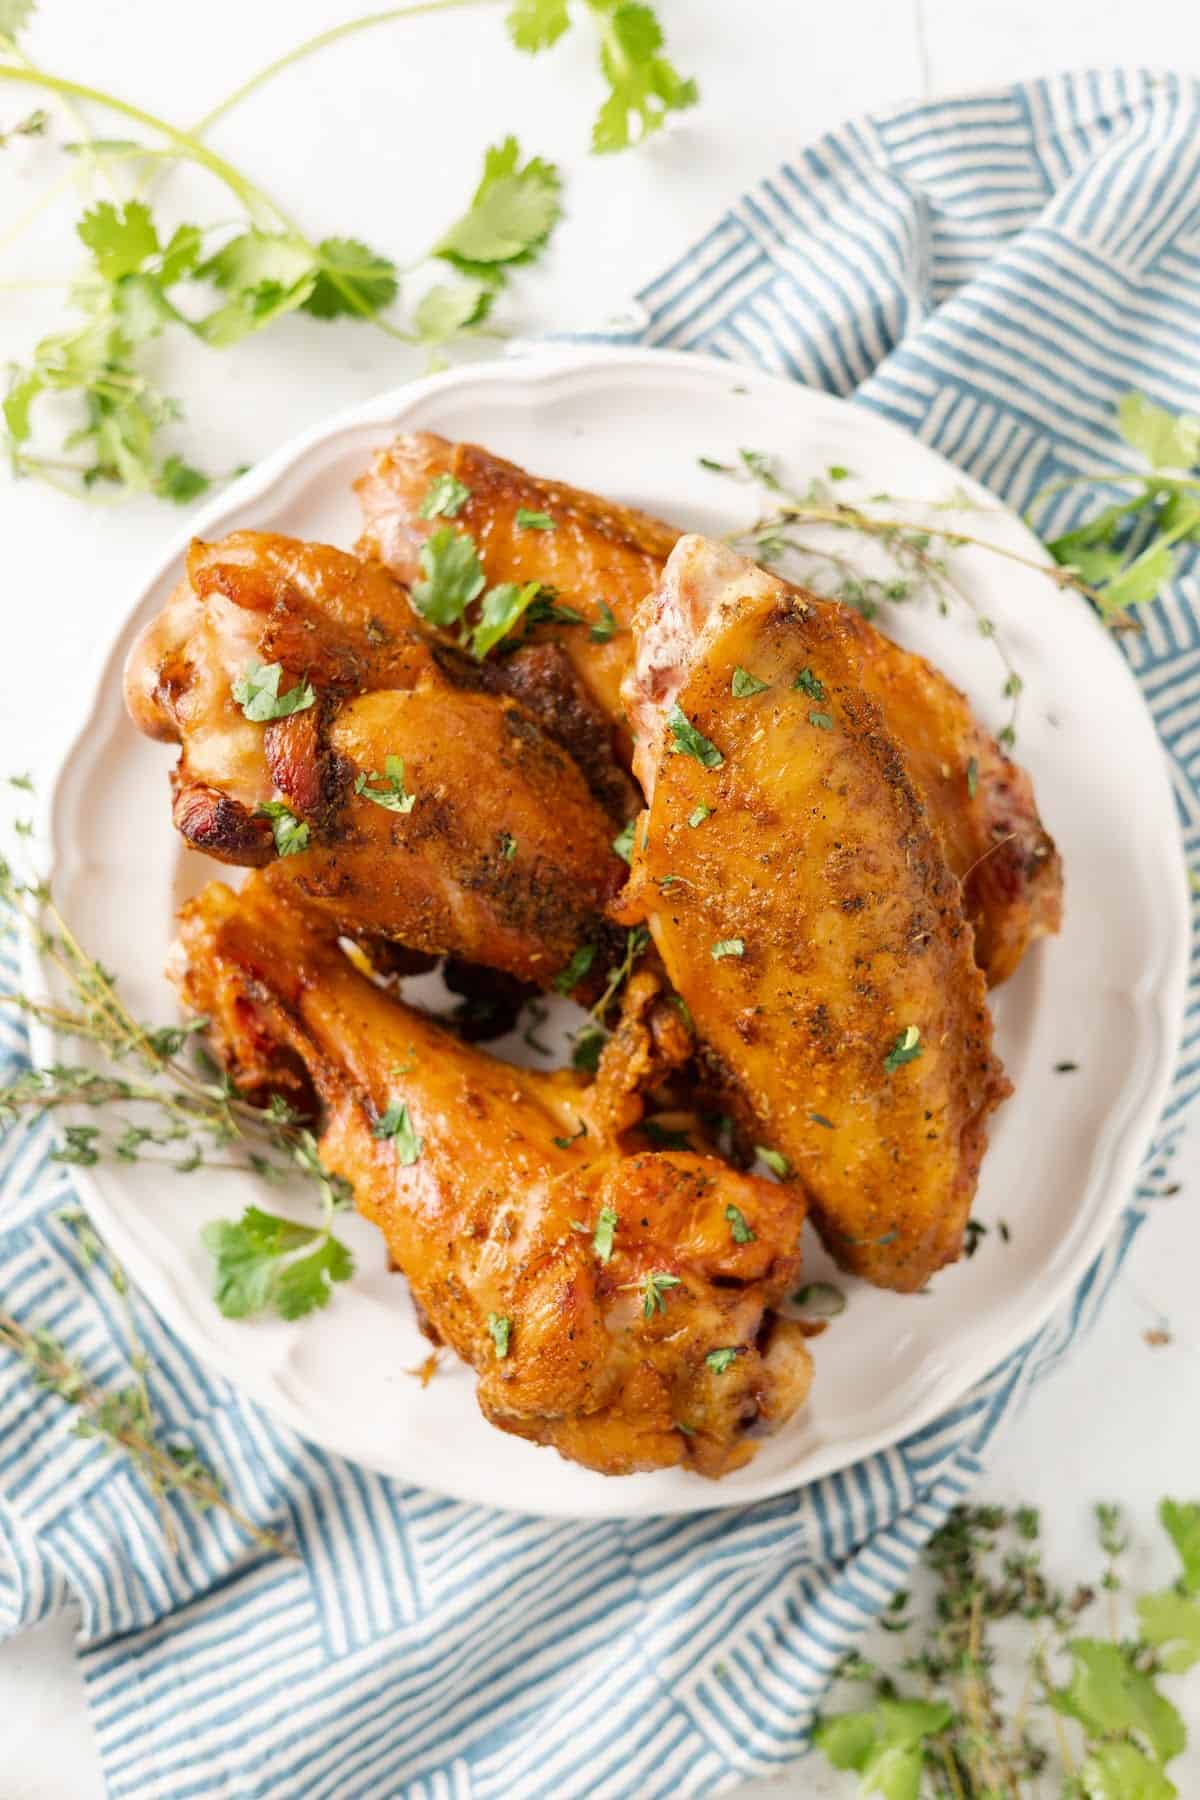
left=2, top=2, right=1200, bottom=1795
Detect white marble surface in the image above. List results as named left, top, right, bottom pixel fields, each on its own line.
left=2, top=2, right=1200, bottom=1795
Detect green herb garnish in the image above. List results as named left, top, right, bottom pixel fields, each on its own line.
left=641, top=1270, right=682, bottom=1318
left=233, top=662, right=315, bottom=722
left=256, top=800, right=309, bottom=857
left=515, top=507, right=556, bottom=530
left=554, top=943, right=597, bottom=993
left=705, top=1347, right=739, bottom=1374
left=411, top=527, right=487, bottom=627
left=354, top=756, right=416, bottom=814
left=506, top=0, right=698, bottom=154
left=793, top=667, right=825, bottom=701
left=808, top=710, right=834, bottom=730
left=612, top=819, right=637, bottom=863
left=731, top=667, right=769, bottom=698
left=373, top=1100, right=423, bottom=1165
left=487, top=1312, right=512, bottom=1358
left=668, top=703, right=724, bottom=768
left=711, top=938, right=744, bottom=961
left=471, top=580, right=543, bottom=657
left=725, top=1203, right=755, bottom=1243
left=755, top=1146, right=790, bottom=1178
left=500, top=832, right=518, bottom=861
left=593, top=1203, right=617, bottom=1264
left=884, top=1025, right=922, bottom=1072
left=688, top=803, right=713, bottom=828
left=419, top=473, right=471, bottom=519
left=202, top=1203, right=353, bottom=1322
left=590, top=600, right=618, bottom=642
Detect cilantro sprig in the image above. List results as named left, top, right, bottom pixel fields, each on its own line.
left=506, top=1, right=699, bottom=153
left=0, top=7, right=567, bottom=500
left=202, top=1202, right=354, bottom=1321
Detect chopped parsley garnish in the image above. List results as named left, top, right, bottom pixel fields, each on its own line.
left=233, top=661, right=315, bottom=722
left=515, top=507, right=556, bottom=530
left=487, top=1312, right=511, bottom=1358
left=793, top=667, right=825, bottom=701
left=668, top=703, right=723, bottom=768
left=354, top=755, right=416, bottom=814
left=202, top=1204, right=354, bottom=1321
left=554, top=943, right=597, bottom=993
left=642, top=1271, right=682, bottom=1319
left=373, top=1100, right=423, bottom=1165
left=593, top=1203, right=617, bottom=1263
left=711, top=938, right=745, bottom=961
left=419, top=473, right=471, bottom=519
left=705, top=1347, right=739, bottom=1374
left=966, top=756, right=979, bottom=799
left=792, top=1281, right=846, bottom=1318
left=256, top=800, right=309, bottom=857
left=964, top=1219, right=988, bottom=1259
left=500, top=832, right=518, bottom=860
left=524, top=593, right=586, bottom=628
left=884, top=1025, right=922, bottom=1072
left=755, top=1146, right=791, bottom=1178
left=808, top=710, right=834, bottom=730
left=471, top=579, right=543, bottom=657
left=725, top=1202, right=755, bottom=1243
left=590, top=600, right=618, bottom=642
left=731, top=666, right=769, bottom=698
left=411, top=526, right=486, bottom=626
left=612, top=819, right=637, bottom=863
left=688, top=803, right=713, bottom=828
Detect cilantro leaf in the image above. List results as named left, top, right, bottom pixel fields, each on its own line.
left=301, top=238, right=398, bottom=320
left=198, top=229, right=315, bottom=294
left=411, top=526, right=486, bottom=626
left=420, top=473, right=472, bottom=520
left=507, top=0, right=570, bottom=50
left=3, top=369, right=41, bottom=442
left=884, top=1025, right=922, bottom=1073
left=593, top=1203, right=617, bottom=1263
left=354, top=756, right=416, bottom=814
left=373, top=1099, right=423, bottom=1165
left=590, top=599, right=618, bottom=642
left=711, top=938, right=744, bottom=961
left=554, top=943, right=596, bottom=993
left=1161, top=1499, right=1200, bottom=1593
left=725, top=1202, right=755, bottom=1243
left=1136, top=1588, right=1200, bottom=1672
left=232, top=661, right=315, bottom=722
left=731, top=666, right=768, bottom=697
left=156, top=456, right=209, bottom=504
left=813, top=1697, right=951, bottom=1799
left=793, top=666, right=825, bottom=701
left=572, top=1023, right=606, bottom=1072
left=257, top=800, right=309, bottom=857
left=202, top=1204, right=354, bottom=1321
left=668, top=703, right=723, bottom=768
left=1050, top=1639, right=1186, bottom=1764
left=1101, top=540, right=1176, bottom=615
left=471, top=579, right=543, bottom=657
left=1079, top=1743, right=1178, bottom=1800
left=755, top=1145, right=790, bottom=1178
left=487, top=1312, right=511, bottom=1357
left=412, top=280, right=492, bottom=346
left=705, top=1347, right=738, bottom=1374
left=688, top=803, right=713, bottom=828
left=516, top=507, right=556, bottom=530
left=0, top=0, right=35, bottom=41
left=1118, top=391, right=1200, bottom=470
left=612, top=819, right=636, bottom=863
left=434, top=136, right=562, bottom=272
left=77, top=200, right=159, bottom=281
left=590, top=3, right=699, bottom=154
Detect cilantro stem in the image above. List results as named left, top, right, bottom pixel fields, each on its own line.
left=1028, top=469, right=1200, bottom=511
left=0, top=63, right=413, bottom=340
left=188, top=0, right=497, bottom=138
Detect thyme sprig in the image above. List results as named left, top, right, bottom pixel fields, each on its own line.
left=813, top=1499, right=1200, bottom=1798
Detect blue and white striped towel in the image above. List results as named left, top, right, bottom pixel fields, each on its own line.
left=3, top=69, right=1200, bottom=1800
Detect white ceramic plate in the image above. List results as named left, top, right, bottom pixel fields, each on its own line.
left=33, top=346, right=1189, bottom=1519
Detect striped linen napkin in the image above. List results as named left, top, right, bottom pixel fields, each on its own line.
left=3, top=68, right=1200, bottom=1800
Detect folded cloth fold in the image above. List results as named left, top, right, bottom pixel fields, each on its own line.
left=2, top=68, right=1198, bottom=1800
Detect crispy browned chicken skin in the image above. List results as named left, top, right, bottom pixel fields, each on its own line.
left=616, top=537, right=1011, bottom=1292
left=171, top=872, right=814, bottom=1479
left=355, top=433, right=1061, bottom=985
left=124, top=532, right=625, bottom=994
